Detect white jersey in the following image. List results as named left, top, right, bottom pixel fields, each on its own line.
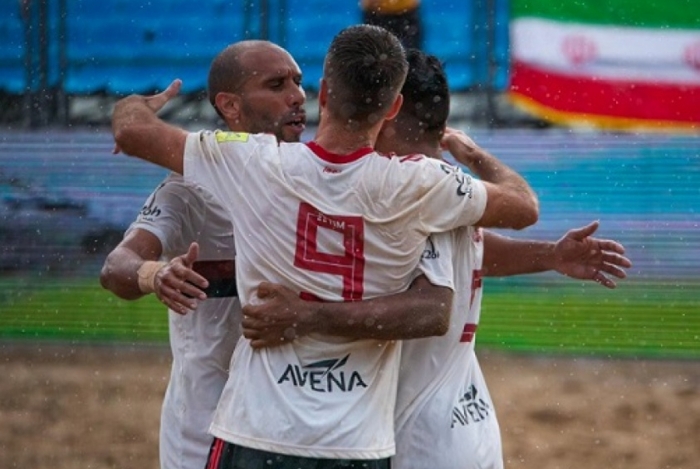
left=127, top=173, right=241, bottom=469
left=393, top=227, right=503, bottom=469
left=183, top=131, right=488, bottom=459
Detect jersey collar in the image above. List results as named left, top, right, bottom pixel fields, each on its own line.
left=306, top=141, right=374, bottom=164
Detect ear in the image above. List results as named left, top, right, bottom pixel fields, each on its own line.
left=385, top=93, right=404, bottom=121
left=214, top=92, right=241, bottom=121
left=319, top=79, right=328, bottom=107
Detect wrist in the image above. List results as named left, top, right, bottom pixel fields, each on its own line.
left=137, top=261, right=167, bottom=293
left=305, top=302, right=328, bottom=334
left=540, top=242, right=558, bottom=272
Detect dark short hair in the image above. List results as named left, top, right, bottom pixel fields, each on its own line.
left=397, top=49, right=450, bottom=136
left=323, top=25, right=408, bottom=127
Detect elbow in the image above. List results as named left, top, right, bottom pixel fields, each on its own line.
left=512, top=196, right=539, bottom=230
left=112, top=126, right=136, bottom=156
left=99, top=259, right=138, bottom=301
left=433, top=316, right=450, bottom=336
left=99, top=261, right=113, bottom=293
left=514, top=208, right=539, bottom=230
left=413, top=303, right=450, bottom=338
left=429, top=300, right=452, bottom=337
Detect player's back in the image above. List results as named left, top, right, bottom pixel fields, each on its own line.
left=393, top=227, right=503, bottom=469
left=183, top=130, right=487, bottom=459
left=127, top=173, right=240, bottom=469
left=236, top=139, right=448, bottom=305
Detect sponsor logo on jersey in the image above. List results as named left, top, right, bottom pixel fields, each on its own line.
left=140, top=203, right=161, bottom=219
left=451, top=384, right=492, bottom=428
left=277, top=354, right=368, bottom=393
left=215, top=131, right=250, bottom=143
left=139, top=183, right=164, bottom=220
left=439, top=164, right=473, bottom=198
left=421, top=236, right=440, bottom=260
left=323, top=166, right=341, bottom=174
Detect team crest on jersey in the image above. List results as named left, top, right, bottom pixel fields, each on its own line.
left=277, top=354, right=368, bottom=393
left=215, top=131, right=250, bottom=143
left=451, top=384, right=492, bottom=428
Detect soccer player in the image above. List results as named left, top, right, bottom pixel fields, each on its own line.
left=99, top=40, right=307, bottom=469
left=241, top=49, right=632, bottom=469
left=111, top=25, right=538, bottom=469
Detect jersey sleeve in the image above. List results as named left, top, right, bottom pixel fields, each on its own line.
left=182, top=130, right=273, bottom=205
left=415, top=158, right=488, bottom=234
left=126, top=177, right=207, bottom=259
left=414, top=233, right=455, bottom=290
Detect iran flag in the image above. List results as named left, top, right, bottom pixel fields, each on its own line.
left=509, top=0, right=700, bottom=132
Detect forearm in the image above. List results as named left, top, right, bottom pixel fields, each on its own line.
left=312, top=278, right=452, bottom=340
left=111, top=84, right=187, bottom=173
left=100, top=246, right=155, bottom=300
left=461, top=144, right=535, bottom=199
left=112, top=97, right=169, bottom=161
left=442, top=129, right=538, bottom=230
left=482, top=231, right=555, bottom=277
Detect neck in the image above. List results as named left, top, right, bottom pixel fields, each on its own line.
left=314, top=115, right=379, bottom=154
left=393, top=138, right=442, bottom=160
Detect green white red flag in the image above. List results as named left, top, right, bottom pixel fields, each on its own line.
left=509, top=0, right=700, bottom=132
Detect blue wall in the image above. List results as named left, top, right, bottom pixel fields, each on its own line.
left=0, top=0, right=510, bottom=95
left=1, top=128, right=698, bottom=279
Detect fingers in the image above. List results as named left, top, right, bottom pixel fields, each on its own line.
left=171, top=259, right=208, bottom=291
left=567, top=220, right=600, bottom=241
left=592, top=269, right=617, bottom=289
left=255, top=281, right=276, bottom=299
left=163, top=79, right=182, bottom=98
left=249, top=338, right=285, bottom=349
left=601, top=251, right=632, bottom=270
left=241, top=303, right=266, bottom=321
left=157, top=283, right=199, bottom=314
left=157, top=270, right=206, bottom=308
left=599, top=261, right=628, bottom=279
left=243, top=323, right=295, bottom=349
left=242, top=321, right=287, bottom=349
left=153, top=255, right=209, bottom=313
left=165, top=275, right=207, bottom=299
left=183, top=242, right=199, bottom=267
left=591, top=258, right=631, bottom=288
left=595, top=239, right=626, bottom=255
left=145, top=79, right=182, bottom=112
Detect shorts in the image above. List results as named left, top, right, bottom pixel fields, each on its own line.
left=206, top=438, right=391, bottom=469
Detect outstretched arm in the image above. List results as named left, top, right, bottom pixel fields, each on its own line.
left=112, top=79, right=188, bottom=173
left=100, top=231, right=208, bottom=314
left=442, top=128, right=539, bottom=230
left=242, top=276, right=453, bottom=349
left=483, top=221, right=632, bottom=288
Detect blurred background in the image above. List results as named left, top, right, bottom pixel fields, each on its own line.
left=1, top=1, right=699, bottom=468
left=1, top=0, right=698, bottom=356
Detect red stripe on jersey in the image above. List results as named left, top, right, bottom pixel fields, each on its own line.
left=206, top=438, right=225, bottom=469
left=300, top=291, right=325, bottom=302
left=399, top=154, right=424, bottom=162
left=306, top=141, right=374, bottom=164
left=460, top=323, right=478, bottom=343
left=470, top=269, right=483, bottom=308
